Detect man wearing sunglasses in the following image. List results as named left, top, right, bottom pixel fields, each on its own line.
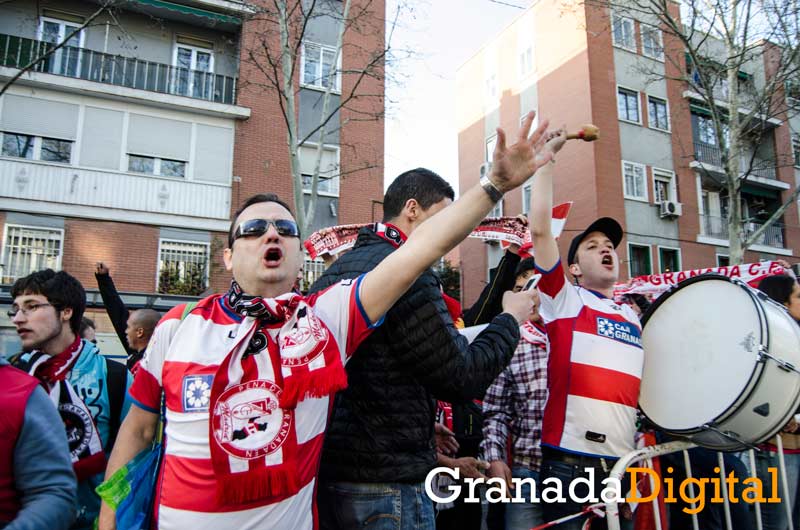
left=100, top=111, right=553, bottom=530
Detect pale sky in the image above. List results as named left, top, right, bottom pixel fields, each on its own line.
left=383, top=0, right=535, bottom=194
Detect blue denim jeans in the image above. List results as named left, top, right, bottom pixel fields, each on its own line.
left=318, top=480, right=436, bottom=530
left=504, top=467, right=544, bottom=530
left=538, top=459, right=633, bottom=530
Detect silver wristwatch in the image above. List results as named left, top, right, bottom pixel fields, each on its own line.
left=479, top=175, right=503, bottom=203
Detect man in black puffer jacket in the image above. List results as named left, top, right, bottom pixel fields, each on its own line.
left=311, top=168, right=526, bottom=530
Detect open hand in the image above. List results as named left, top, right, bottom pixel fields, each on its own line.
left=453, top=457, right=489, bottom=480
left=434, top=422, right=459, bottom=456
left=489, top=111, right=552, bottom=193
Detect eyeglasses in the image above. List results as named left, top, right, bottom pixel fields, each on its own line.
left=7, top=302, right=56, bottom=318
left=233, top=218, right=300, bottom=241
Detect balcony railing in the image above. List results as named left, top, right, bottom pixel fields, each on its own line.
left=693, top=142, right=777, bottom=180
left=700, top=214, right=785, bottom=248
left=0, top=33, right=237, bottom=105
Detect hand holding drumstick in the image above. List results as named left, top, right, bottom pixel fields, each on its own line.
left=567, top=124, right=599, bottom=142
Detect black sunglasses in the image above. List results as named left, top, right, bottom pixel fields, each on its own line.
left=233, top=218, right=300, bottom=241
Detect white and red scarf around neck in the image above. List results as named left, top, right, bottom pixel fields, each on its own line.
left=208, top=280, right=348, bottom=504
left=372, top=222, right=407, bottom=248
left=25, top=338, right=106, bottom=480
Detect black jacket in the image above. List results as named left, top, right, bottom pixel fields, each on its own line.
left=95, top=272, right=144, bottom=371
left=309, top=227, right=520, bottom=483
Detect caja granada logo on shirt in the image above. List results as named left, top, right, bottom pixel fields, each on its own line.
left=212, top=380, right=293, bottom=459
left=596, top=317, right=642, bottom=347
left=279, top=306, right=330, bottom=367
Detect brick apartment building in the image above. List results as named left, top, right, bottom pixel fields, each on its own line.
left=456, top=0, right=799, bottom=306
left=0, top=0, right=385, bottom=354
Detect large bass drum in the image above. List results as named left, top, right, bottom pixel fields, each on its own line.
left=639, top=274, right=800, bottom=451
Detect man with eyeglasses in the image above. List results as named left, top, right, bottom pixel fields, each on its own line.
left=9, top=269, right=133, bottom=530
left=99, top=112, right=554, bottom=530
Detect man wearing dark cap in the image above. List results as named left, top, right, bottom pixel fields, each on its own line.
left=528, top=130, right=641, bottom=529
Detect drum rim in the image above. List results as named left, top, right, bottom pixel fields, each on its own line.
left=639, top=274, right=770, bottom=439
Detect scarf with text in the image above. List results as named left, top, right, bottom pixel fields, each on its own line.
left=208, top=280, right=348, bottom=504
left=26, top=338, right=106, bottom=480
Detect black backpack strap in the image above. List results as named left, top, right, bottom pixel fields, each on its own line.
left=104, top=356, right=128, bottom=452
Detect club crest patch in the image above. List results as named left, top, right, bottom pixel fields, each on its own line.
left=279, top=306, right=330, bottom=367
left=182, top=374, right=213, bottom=412
left=211, top=380, right=292, bottom=459
left=59, top=402, right=94, bottom=459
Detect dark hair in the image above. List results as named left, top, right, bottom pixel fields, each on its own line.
left=514, top=258, right=537, bottom=280
left=11, top=269, right=85, bottom=335
left=382, top=168, right=455, bottom=221
left=80, top=317, right=95, bottom=336
left=758, top=274, right=797, bottom=306
left=228, top=193, right=295, bottom=248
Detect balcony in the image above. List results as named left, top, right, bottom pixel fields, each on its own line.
left=0, top=158, right=231, bottom=231
left=693, top=142, right=777, bottom=180
left=700, top=213, right=785, bottom=248
left=0, top=33, right=237, bottom=105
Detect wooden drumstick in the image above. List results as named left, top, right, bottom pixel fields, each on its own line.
left=566, top=124, right=599, bottom=142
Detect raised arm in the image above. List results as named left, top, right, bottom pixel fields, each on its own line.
left=529, top=128, right=566, bottom=271
left=359, top=112, right=552, bottom=323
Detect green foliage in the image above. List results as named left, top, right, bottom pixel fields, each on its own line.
left=437, top=259, right=461, bottom=302
left=158, top=260, right=207, bottom=296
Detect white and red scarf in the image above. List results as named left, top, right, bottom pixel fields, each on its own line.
left=26, top=338, right=106, bottom=481
left=208, top=281, right=348, bottom=504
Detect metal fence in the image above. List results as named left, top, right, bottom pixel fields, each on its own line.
left=0, top=33, right=237, bottom=105
left=700, top=214, right=785, bottom=248
left=694, top=142, right=777, bottom=180
left=604, top=438, right=794, bottom=530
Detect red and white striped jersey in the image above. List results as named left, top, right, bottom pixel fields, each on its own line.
left=536, top=261, right=643, bottom=458
left=129, top=277, right=377, bottom=530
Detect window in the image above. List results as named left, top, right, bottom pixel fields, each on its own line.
left=617, top=87, right=640, bottom=123
left=485, top=72, right=498, bottom=103
left=653, top=169, right=674, bottom=203
left=157, top=240, right=209, bottom=295
left=716, top=254, right=730, bottom=267
left=522, top=183, right=531, bottom=215
left=518, top=32, right=534, bottom=79
left=301, top=42, right=340, bottom=91
left=658, top=247, right=680, bottom=273
left=301, top=255, right=326, bottom=292
left=628, top=244, right=652, bottom=277
left=641, top=26, right=663, bottom=60
left=485, top=135, right=498, bottom=162
left=38, top=16, right=84, bottom=77
left=302, top=174, right=340, bottom=195
left=612, top=14, right=635, bottom=51
left=623, top=161, right=647, bottom=200
left=1, top=225, right=63, bottom=283
left=173, top=42, right=214, bottom=99
left=695, top=114, right=717, bottom=145
left=647, top=96, right=669, bottom=131
left=1, top=132, right=72, bottom=163
left=128, top=155, right=186, bottom=178
left=793, top=135, right=800, bottom=168
left=490, top=199, right=504, bottom=218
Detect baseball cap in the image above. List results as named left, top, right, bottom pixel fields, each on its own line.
left=567, top=217, right=623, bottom=265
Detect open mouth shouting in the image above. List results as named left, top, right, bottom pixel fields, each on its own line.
left=601, top=254, right=614, bottom=269
left=263, top=247, right=284, bottom=268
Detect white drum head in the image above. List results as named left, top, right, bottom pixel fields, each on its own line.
left=640, top=278, right=761, bottom=431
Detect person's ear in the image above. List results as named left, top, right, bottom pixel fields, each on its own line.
left=569, top=262, right=582, bottom=279
left=61, top=307, right=73, bottom=325
left=223, top=247, right=233, bottom=271
left=403, top=198, right=421, bottom=221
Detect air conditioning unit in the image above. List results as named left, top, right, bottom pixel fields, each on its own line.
left=659, top=200, right=683, bottom=218
left=479, top=162, right=492, bottom=178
